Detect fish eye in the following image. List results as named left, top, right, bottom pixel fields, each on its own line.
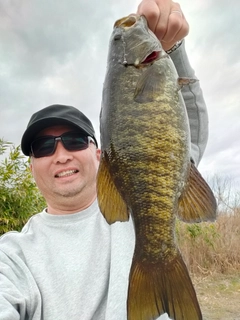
left=114, top=34, right=121, bottom=41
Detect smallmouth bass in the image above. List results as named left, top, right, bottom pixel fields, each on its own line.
left=97, top=14, right=217, bottom=320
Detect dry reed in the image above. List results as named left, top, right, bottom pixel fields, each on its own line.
left=177, top=209, right=240, bottom=275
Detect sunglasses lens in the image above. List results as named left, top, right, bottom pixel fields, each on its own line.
left=62, top=133, right=89, bottom=151
left=31, top=137, right=56, bottom=158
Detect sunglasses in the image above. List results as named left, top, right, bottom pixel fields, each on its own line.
left=30, top=131, right=95, bottom=158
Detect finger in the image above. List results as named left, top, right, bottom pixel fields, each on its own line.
left=162, top=11, right=184, bottom=43
left=150, top=1, right=172, bottom=41
left=137, top=0, right=160, bottom=32
left=161, top=3, right=189, bottom=50
left=137, top=0, right=189, bottom=48
left=161, top=22, right=189, bottom=51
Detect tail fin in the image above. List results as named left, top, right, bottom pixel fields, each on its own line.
left=127, top=253, right=202, bottom=320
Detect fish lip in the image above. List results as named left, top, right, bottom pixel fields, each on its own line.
left=54, top=168, right=79, bottom=178
left=114, top=14, right=140, bottom=29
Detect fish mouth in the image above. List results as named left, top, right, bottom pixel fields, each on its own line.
left=114, top=14, right=162, bottom=67
left=114, top=14, right=139, bottom=29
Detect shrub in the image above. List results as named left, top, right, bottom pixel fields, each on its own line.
left=0, top=139, right=46, bottom=235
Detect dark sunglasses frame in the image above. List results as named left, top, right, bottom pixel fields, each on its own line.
left=30, top=131, right=95, bottom=158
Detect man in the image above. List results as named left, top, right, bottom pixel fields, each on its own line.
left=0, top=1, right=208, bottom=319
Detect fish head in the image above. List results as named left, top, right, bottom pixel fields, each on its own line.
left=109, top=15, right=163, bottom=67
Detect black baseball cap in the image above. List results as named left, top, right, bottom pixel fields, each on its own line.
left=21, top=104, right=98, bottom=156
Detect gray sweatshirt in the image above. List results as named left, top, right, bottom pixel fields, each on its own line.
left=0, top=41, right=208, bottom=320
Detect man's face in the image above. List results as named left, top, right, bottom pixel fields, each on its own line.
left=30, top=125, right=101, bottom=213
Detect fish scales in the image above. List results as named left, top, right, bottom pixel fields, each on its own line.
left=97, top=14, right=217, bottom=320
left=103, top=50, right=187, bottom=258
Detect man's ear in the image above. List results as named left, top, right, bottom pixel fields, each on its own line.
left=29, top=158, right=33, bottom=174
left=96, top=148, right=101, bottom=161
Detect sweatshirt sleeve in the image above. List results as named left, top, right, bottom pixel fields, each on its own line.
left=0, top=247, right=41, bottom=319
left=0, top=251, right=27, bottom=319
left=169, top=40, right=208, bottom=166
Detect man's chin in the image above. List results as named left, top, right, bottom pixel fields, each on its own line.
left=53, top=187, right=82, bottom=198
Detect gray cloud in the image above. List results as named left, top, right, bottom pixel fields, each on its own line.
left=181, top=0, right=240, bottom=187
left=0, top=0, right=239, bottom=188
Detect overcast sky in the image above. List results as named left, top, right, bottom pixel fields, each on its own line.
left=0, top=0, right=239, bottom=190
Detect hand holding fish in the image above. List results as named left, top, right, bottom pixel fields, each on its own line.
left=137, top=0, right=189, bottom=51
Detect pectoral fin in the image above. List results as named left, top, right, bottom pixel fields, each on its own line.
left=96, top=156, right=129, bottom=224
left=134, top=65, right=166, bottom=103
left=178, top=161, right=217, bottom=222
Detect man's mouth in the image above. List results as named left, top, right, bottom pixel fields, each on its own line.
left=55, top=169, right=78, bottom=178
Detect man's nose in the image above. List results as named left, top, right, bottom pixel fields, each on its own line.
left=53, top=140, right=73, bottom=162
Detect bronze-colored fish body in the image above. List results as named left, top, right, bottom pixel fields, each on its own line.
left=97, top=15, right=216, bottom=320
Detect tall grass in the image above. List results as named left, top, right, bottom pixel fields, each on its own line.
left=177, top=208, right=240, bottom=275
